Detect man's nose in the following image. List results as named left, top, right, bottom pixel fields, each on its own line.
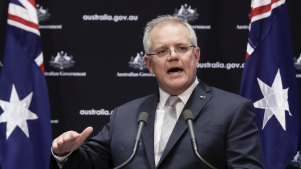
left=168, top=49, right=179, bottom=60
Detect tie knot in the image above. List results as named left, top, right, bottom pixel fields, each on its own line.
left=167, top=96, right=180, bottom=106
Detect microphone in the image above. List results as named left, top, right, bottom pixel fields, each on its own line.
left=183, top=110, right=216, bottom=169
left=113, top=112, right=149, bottom=169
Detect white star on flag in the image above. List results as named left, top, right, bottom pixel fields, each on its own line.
left=0, top=84, right=38, bottom=139
left=254, top=69, right=291, bottom=131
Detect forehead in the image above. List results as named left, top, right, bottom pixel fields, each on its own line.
left=149, top=22, right=191, bottom=49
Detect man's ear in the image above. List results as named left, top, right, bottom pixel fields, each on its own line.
left=144, top=55, right=154, bottom=74
left=195, top=47, right=201, bottom=64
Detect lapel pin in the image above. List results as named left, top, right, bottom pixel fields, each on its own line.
left=200, top=95, right=206, bottom=99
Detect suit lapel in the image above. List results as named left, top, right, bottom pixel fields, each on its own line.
left=157, top=82, right=213, bottom=167
left=140, top=93, right=158, bottom=169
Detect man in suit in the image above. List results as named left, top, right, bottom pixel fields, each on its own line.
left=50, top=15, right=264, bottom=169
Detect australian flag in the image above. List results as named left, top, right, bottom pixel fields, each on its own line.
left=240, top=0, right=300, bottom=168
left=0, top=0, right=52, bottom=169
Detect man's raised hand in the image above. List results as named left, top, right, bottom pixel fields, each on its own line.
left=52, top=126, right=93, bottom=156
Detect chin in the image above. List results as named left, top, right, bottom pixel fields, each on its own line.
left=167, top=83, right=188, bottom=92
left=169, top=77, right=189, bottom=85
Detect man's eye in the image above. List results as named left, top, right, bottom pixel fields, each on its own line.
left=178, top=46, right=188, bottom=51
left=157, top=50, right=167, bottom=55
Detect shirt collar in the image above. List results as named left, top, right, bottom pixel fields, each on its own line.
left=158, top=78, right=199, bottom=108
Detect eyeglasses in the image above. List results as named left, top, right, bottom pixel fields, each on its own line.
left=147, top=45, right=196, bottom=58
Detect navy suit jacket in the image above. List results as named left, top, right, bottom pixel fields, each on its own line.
left=50, top=82, right=264, bottom=169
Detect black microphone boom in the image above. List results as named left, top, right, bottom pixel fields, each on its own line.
left=183, top=110, right=217, bottom=169
left=113, top=112, right=149, bottom=169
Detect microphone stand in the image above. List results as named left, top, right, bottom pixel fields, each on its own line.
left=183, top=110, right=217, bottom=169
left=113, top=112, right=148, bottom=169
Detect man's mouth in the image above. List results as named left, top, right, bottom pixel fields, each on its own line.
left=167, top=67, right=184, bottom=74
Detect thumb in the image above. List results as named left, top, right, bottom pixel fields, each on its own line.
left=77, top=126, right=93, bottom=143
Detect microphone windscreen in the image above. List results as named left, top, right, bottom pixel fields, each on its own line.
left=138, top=112, right=149, bottom=124
left=183, top=109, right=194, bottom=121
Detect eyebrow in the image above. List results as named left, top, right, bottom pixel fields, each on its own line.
left=153, top=43, right=190, bottom=50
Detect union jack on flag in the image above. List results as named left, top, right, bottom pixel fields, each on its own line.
left=240, top=0, right=300, bottom=169
left=0, top=0, right=52, bottom=169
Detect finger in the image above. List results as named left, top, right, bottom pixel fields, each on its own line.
left=53, top=137, right=66, bottom=155
left=63, top=131, right=78, bottom=142
left=57, top=136, right=64, bottom=146
left=52, top=131, right=80, bottom=156
left=81, top=126, right=93, bottom=138
left=56, top=132, right=77, bottom=149
left=77, top=126, right=93, bottom=143
left=52, top=138, right=58, bottom=150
